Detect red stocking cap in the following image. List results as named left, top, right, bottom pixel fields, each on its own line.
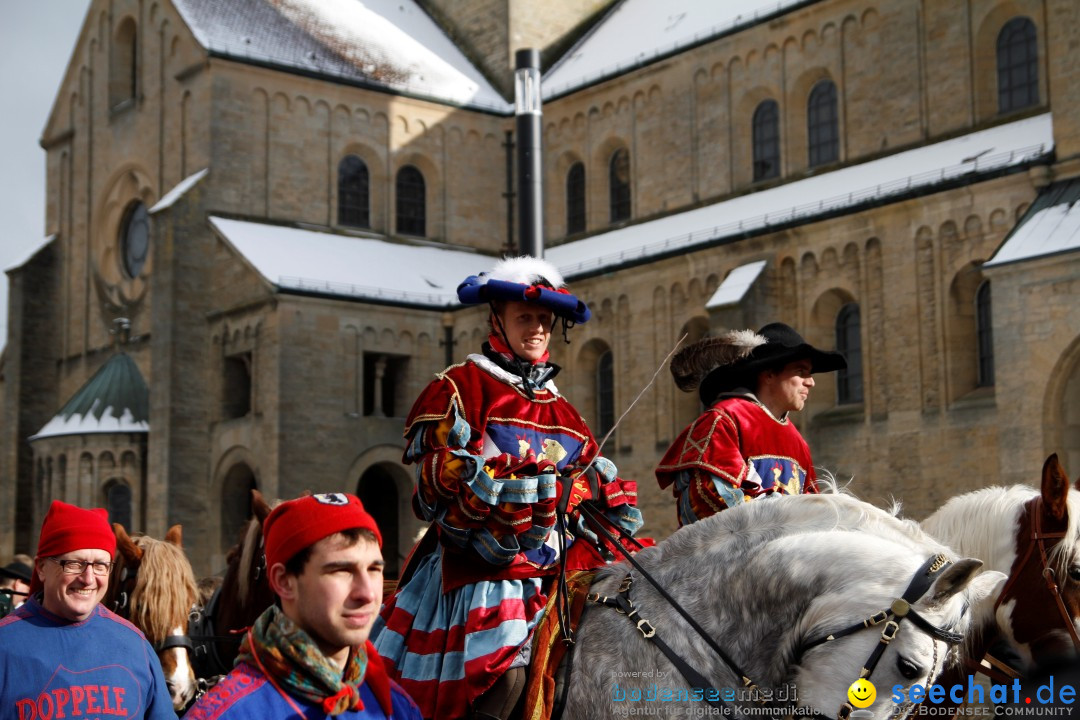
left=31, top=500, right=116, bottom=594
left=263, top=493, right=383, bottom=570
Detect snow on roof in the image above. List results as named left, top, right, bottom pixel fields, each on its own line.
left=985, top=178, right=1080, bottom=268
left=706, top=260, right=767, bottom=309
left=150, top=168, right=209, bottom=214
left=547, top=113, right=1053, bottom=276
left=5, top=235, right=56, bottom=273
left=544, top=0, right=815, bottom=98
left=209, top=217, right=489, bottom=306
left=31, top=353, right=149, bottom=440
left=173, top=0, right=508, bottom=112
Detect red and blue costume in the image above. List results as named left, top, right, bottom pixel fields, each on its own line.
left=373, top=349, right=642, bottom=719
left=656, top=393, right=818, bottom=526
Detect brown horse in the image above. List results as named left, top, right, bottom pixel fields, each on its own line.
left=107, top=524, right=200, bottom=711
left=191, top=489, right=275, bottom=681
left=922, top=454, right=1080, bottom=684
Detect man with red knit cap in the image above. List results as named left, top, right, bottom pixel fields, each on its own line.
left=0, top=500, right=175, bottom=719
left=184, top=492, right=421, bottom=720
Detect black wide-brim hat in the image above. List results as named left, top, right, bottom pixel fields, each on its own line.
left=671, top=322, right=847, bottom=404
left=737, top=322, right=848, bottom=376
left=0, top=561, right=32, bottom=584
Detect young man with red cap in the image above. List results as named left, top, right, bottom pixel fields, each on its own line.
left=0, top=500, right=175, bottom=719
left=184, top=492, right=421, bottom=720
left=656, top=322, right=847, bottom=526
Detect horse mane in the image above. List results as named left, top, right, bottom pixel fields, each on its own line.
left=237, top=516, right=263, bottom=607
left=923, top=484, right=1080, bottom=578
left=129, top=535, right=199, bottom=645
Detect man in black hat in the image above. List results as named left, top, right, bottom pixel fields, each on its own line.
left=0, top=556, right=32, bottom=618
left=656, top=322, right=847, bottom=526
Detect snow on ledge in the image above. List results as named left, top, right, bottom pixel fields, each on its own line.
left=151, top=168, right=209, bottom=214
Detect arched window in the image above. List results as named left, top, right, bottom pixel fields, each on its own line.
left=396, top=165, right=426, bottom=237
left=976, top=281, right=994, bottom=387
left=835, top=303, right=863, bottom=404
left=338, top=155, right=370, bottom=228
left=566, top=162, right=586, bottom=235
left=609, top=149, right=631, bottom=223
left=997, top=17, right=1038, bottom=114
left=357, top=465, right=400, bottom=577
left=807, top=81, right=839, bottom=168
left=105, top=481, right=133, bottom=532
left=110, top=17, right=137, bottom=109
left=752, top=100, right=780, bottom=181
left=119, top=201, right=149, bottom=279
left=597, top=350, right=615, bottom=437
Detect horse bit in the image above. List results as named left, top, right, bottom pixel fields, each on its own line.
left=591, top=549, right=965, bottom=720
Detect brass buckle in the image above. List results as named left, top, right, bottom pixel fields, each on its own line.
left=865, top=610, right=888, bottom=626
left=636, top=618, right=656, bottom=638
left=881, top=620, right=900, bottom=642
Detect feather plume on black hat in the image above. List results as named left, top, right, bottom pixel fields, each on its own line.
left=670, top=330, right=766, bottom=392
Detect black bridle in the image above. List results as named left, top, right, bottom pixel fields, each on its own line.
left=801, top=552, right=965, bottom=719
left=571, top=501, right=967, bottom=720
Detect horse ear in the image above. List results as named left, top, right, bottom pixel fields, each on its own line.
left=113, top=523, right=142, bottom=562
left=164, top=524, right=183, bottom=547
left=929, top=558, right=983, bottom=604
left=1041, top=453, right=1070, bottom=522
left=252, top=489, right=271, bottom=525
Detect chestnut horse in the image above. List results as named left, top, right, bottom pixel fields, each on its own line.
left=190, top=489, right=275, bottom=682
left=107, top=524, right=200, bottom=711
left=922, top=453, right=1080, bottom=680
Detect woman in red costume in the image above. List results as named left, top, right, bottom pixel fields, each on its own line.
left=373, top=256, right=643, bottom=720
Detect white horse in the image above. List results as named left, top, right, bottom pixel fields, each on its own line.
left=922, top=453, right=1080, bottom=675
left=562, top=493, right=1004, bottom=720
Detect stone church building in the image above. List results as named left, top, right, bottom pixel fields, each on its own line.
left=2, top=0, right=1079, bottom=576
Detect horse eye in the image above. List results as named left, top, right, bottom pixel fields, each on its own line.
left=1068, top=565, right=1080, bottom=583
left=897, top=657, right=923, bottom=680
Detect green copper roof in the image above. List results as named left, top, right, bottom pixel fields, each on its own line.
left=31, top=353, right=150, bottom=440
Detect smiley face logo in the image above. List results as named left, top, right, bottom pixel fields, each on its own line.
left=847, top=678, right=876, bottom=708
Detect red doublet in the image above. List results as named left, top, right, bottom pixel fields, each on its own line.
left=655, top=395, right=818, bottom=524
left=403, top=358, right=639, bottom=589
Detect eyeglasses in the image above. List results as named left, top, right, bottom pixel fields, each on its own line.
left=49, top=558, right=114, bottom=576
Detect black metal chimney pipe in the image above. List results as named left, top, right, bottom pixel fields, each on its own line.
left=514, top=48, right=543, bottom=258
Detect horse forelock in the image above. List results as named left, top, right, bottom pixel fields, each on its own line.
left=129, top=535, right=199, bottom=645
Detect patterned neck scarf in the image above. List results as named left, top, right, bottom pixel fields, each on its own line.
left=237, top=605, right=367, bottom=715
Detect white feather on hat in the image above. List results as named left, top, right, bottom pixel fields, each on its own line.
left=483, top=256, right=566, bottom=289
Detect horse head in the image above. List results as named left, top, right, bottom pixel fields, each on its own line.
left=564, top=494, right=1004, bottom=720
left=923, top=453, right=1080, bottom=675
left=995, top=453, right=1080, bottom=669
left=110, top=523, right=199, bottom=711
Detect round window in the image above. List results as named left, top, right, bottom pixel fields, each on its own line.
left=120, top=201, right=149, bottom=278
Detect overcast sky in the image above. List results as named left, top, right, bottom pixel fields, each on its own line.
left=0, top=3, right=91, bottom=351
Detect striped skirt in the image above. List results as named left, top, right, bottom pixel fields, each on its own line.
left=372, top=547, right=548, bottom=720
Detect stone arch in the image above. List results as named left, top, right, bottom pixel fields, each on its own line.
left=808, top=287, right=858, bottom=409
left=211, top=447, right=261, bottom=564
left=972, top=1, right=1045, bottom=121
left=946, top=262, right=988, bottom=402
left=1043, top=333, right=1080, bottom=475
left=347, top=445, right=418, bottom=578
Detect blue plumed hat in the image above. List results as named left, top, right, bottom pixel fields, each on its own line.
left=457, top=256, right=590, bottom=324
